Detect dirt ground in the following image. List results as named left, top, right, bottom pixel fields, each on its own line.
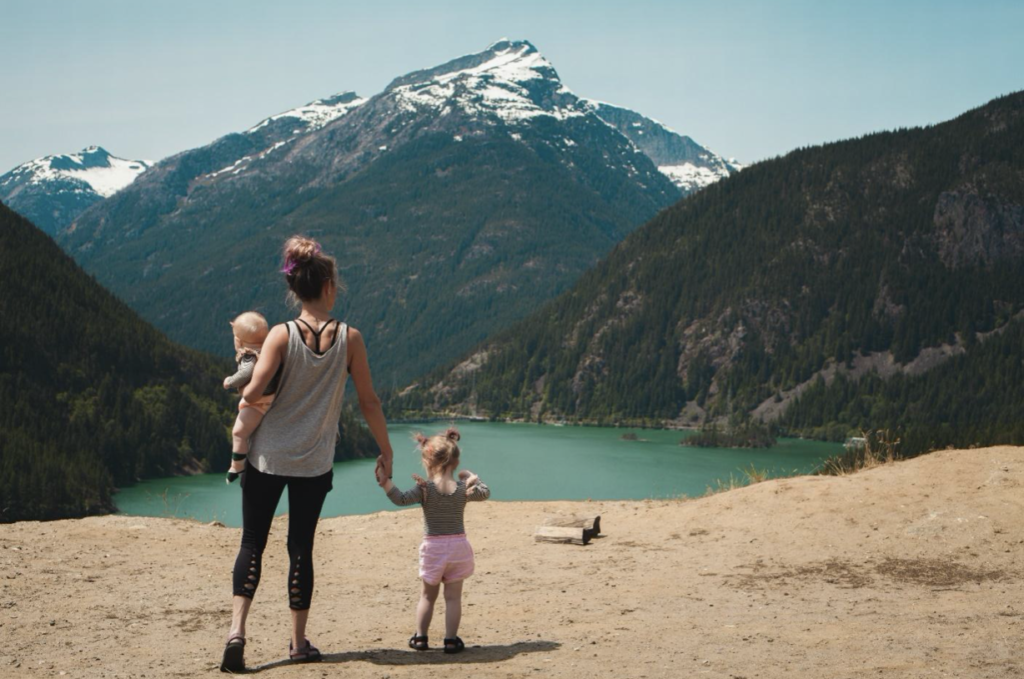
left=1, top=446, right=1022, bottom=678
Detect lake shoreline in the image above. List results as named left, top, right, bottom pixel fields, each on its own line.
left=113, top=422, right=840, bottom=526
left=387, top=412, right=704, bottom=432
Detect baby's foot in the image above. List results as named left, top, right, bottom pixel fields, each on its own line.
left=226, top=457, right=246, bottom=484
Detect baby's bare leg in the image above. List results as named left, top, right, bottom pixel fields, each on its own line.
left=232, top=408, right=265, bottom=457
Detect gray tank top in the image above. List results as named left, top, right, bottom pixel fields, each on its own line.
left=248, top=320, right=349, bottom=477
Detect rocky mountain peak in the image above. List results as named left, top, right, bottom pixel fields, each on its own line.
left=386, top=38, right=556, bottom=92
left=381, top=38, right=579, bottom=126
left=50, top=146, right=113, bottom=171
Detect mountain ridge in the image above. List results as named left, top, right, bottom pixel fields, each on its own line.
left=57, top=39, right=740, bottom=383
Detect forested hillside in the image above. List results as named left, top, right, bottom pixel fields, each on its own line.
left=0, top=205, right=376, bottom=522
left=395, top=91, right=1024, bottom=455
left=781, top=317, right=1024, bottom=454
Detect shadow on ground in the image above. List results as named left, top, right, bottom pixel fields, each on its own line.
left=250, top=640, right=561, bottom=672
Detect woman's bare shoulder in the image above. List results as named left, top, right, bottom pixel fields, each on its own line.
left=346, top=325, right=364, bottom=346
left=264, top=323, right=289, bottom=347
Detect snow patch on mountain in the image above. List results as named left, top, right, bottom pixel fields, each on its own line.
left=209, top=139, right=294, bottom=179
left=658, top=163, right=731, bottom=192
left=1, top=147, right=151, bottom=199
left=202, top=94, right=366, bottom=183
left=582, top=98, right=743, bottom=194
left=248, top=92, right=368, bottom=134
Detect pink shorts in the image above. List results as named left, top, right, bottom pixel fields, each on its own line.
left=238, top=394, right=275, bottom=415
left=419, top=534, right=475, bottom=585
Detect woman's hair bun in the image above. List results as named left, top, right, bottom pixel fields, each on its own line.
left=280, top=235, right=339, bottom=302
left=444, top=427, right=461, bottom=442
left=282, top=236, right=321, bottom=271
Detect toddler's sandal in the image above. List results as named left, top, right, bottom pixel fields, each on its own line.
left=409, top=634, right=429, bottom=651
left=289, top=638, right=322, bottom=663
left=443, top=636, right=465, bottom=654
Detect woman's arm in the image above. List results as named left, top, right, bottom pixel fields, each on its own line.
left=348, top=326, right=395, bottom=478
left=241, top=325, right=288, bottom=402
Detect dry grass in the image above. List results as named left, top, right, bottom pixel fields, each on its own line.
left=703, top=463, right=772, bottom=496
left=819, top=429, right=901, bottom=475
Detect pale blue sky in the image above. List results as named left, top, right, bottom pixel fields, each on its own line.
left=1, top=0, right=1021, bottom=170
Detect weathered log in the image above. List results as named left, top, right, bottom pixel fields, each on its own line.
left=534, top=526, right=590, bottom=545
left=543, top=515, right=601, bottom=540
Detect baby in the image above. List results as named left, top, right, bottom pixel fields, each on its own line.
left=222, top=311, right=278, bottom=483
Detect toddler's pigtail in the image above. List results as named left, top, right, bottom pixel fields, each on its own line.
left=415, top=428, right=461, bottom=476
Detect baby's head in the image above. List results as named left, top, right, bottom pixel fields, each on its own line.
left=415, top=427, right=461, bottom=477
left=230, top=311, right=269, bottom=349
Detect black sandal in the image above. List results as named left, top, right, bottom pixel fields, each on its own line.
left=220, top=636, right=245, bottom=673
left=289, top=638, right=322, bottom=663
left=409, top=634, right=429, bottom=651
left=443, top=636, right=465, bottom=654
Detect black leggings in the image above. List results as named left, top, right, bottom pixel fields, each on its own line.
left=232, top=465, right=333, bottom=610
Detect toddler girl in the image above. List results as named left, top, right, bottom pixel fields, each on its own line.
left=222, top=311, right=279, bottom=483
left=376, top=427, right=490, bottom=653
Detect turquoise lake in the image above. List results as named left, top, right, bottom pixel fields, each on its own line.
left=114, top=422, right=842, bottom=526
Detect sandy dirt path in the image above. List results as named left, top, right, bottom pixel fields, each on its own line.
left=1, top=446, right=1022, bottom=678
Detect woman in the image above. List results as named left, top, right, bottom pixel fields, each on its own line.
left=220, top=236, right=394, bottom=672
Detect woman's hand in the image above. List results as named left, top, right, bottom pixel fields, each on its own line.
left=376, top=454, right=393, bottom=480
left=374, top=462, right=388, bottom=487
left=223, top=377, right=231, bottom=390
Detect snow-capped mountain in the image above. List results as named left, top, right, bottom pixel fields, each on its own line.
left=181, top=40, right=738, bottom=193
left=0, top=147, right=151, bottom=235
left=61, top=39, right=739, bottom=384
left=380, top=38, right=741, bottom=194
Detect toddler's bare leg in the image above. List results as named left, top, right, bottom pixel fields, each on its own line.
left=416, top=581, right=440, bottom=637
left=443, top=580, right=463, bottom=639
left=232, top=408, right=265, bottom=456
